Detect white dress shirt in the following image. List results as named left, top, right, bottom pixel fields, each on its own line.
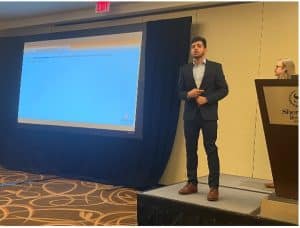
left=193, top=59, right=206, bottom=88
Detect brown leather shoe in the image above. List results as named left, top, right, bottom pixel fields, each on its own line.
left=178, top=183, right=198, bottom=195
left=207, top=187, right=219, bottom=201
left=264, top=182, right=275, bottom=188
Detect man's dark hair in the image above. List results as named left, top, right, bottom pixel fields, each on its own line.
left=191, top=36, right=207, bottom=48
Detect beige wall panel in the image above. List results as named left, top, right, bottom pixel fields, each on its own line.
left=196, top=3, right=262, bottom=178
left=253, top=107, right=273, bottom=180
left=259, top=2, right=298, bottom=77
left=253, top=2, right=298, bottom=180
left=161, top=3, right=263, bottom=184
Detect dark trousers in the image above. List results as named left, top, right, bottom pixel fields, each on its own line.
left=184, top=110, right=220, bottom=188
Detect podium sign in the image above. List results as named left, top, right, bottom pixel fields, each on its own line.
left=264, top=86, right=298, bottom=126
left=255, top=79, right=298, bottom=200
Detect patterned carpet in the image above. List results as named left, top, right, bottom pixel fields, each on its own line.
left=0, top=167, right=138, bottom=225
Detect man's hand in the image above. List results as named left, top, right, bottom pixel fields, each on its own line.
left=196, top=96, right=208, bottom=106
left=187, top=89, right=204, bottom=98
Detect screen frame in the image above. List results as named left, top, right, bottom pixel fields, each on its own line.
left=16, top=23, right=146, bottom=139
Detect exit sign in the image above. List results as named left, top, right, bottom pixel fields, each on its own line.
left=96, top=1, right=110, bottom=13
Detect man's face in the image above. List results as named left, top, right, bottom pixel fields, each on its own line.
left=191, top=41, right=206, bottom=59
left=274, top=60, right=286, bottom=77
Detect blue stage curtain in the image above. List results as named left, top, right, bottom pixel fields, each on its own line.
left=0, top=17, right=191, bottom=188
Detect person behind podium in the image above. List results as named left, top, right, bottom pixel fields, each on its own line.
left=265, top=58, right=296, bottom=189
left=177, top=36, right=228, bottom=201
left=274, top=58, right=296, bottom=79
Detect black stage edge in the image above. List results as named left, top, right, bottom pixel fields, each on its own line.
left=137, top=194, right=293, bottom=225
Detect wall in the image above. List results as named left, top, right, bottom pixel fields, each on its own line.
left=0, top=2, right=298, bottom=185
left=159, top=2, right=298, bottom=184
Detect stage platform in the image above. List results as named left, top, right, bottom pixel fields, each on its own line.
left=137, top=174, right=296, bottom=225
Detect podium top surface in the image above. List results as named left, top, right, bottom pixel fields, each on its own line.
left=255, top=78, right=298, bottom=86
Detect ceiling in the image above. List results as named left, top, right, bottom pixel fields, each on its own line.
left=0, top=2, right=96, bottom=20
left=0, top=1, right=232, bottom=20
left=0, top=1, right=238, bottom=31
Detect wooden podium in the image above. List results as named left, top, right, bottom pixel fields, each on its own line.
left=255, top=79, right=298, bottom=200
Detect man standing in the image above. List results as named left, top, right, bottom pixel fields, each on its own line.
left=178, top=36, right=228, bottom=201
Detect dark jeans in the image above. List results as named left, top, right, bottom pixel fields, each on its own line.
left=184, top=110, right=220, bottom=188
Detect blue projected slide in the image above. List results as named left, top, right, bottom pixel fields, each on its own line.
left=18, top=32, right=143, bottom=131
